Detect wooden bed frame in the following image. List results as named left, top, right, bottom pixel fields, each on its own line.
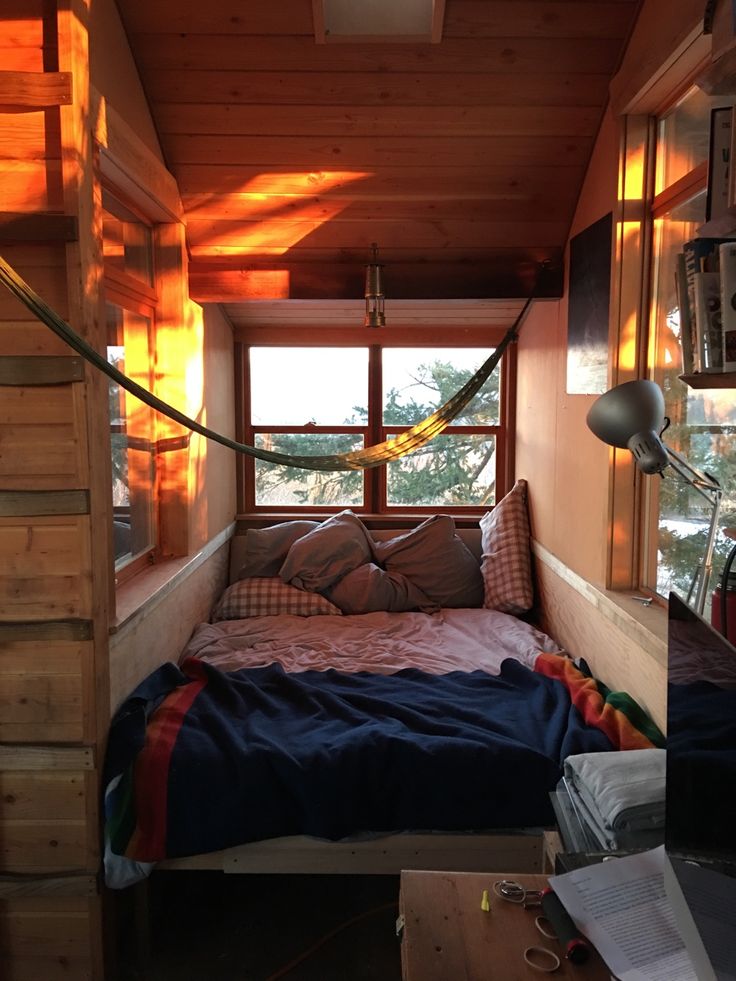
left=110, top=516, right=664, bottom=883
left=159, top=832, right=546, bottom=875
left=150, top=520, right=548, bottom=877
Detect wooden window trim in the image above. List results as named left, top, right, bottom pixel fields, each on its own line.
left=238, top=332, right=513, bottom=515
left=651, top=159, right=709, bottom=219
left=105, top=292, right=160, bottom=577
left=104, top=262, right=157, bottom=306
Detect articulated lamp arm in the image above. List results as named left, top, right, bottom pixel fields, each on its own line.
left=664, top=446, right=722, bottom=614
left=587, top=379, right=723, bottom=616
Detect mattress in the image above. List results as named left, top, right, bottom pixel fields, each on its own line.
left=103, top=608, right=662, bottom=888
left=181, top=607, right=564, bottom=675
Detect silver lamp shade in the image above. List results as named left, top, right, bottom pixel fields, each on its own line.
left=586, top=379, right=669, bottom=475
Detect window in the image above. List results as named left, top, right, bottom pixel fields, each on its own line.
left=644, top=87, right=736, bottom=609
left=103, top=189, right=158, bottom=581
left=242, top=342, right=508, bottom=513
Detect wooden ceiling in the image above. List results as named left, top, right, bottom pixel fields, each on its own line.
left=116, top=0, right=641, bottom=305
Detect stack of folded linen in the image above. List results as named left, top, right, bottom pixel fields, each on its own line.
left=562, top=748, right=666, bottom=852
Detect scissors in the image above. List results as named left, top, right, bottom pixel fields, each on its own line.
left=493, top=878, right=543, bottom=908
left=492, top=881, right=561, bottom=973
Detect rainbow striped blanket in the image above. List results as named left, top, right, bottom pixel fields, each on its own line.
left=104, top=652, right=662, bottom=872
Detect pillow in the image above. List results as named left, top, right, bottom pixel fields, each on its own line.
left=279, top=510, right=373, bottom=592
left=371, top=515, right=484, bottom=608
left=236, top=520, right=320, bottom=579
left=479, top=478, right=533, bottom=614
left=211, top=578, right=342, bottom=621
left=325, top=563, right=437, bottom=615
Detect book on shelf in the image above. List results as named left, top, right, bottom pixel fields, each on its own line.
left=675, top=252, right=696, bottom=373
left=706, top=106, right=733, bottom=223
left=682, top=238, right=734, bottom=375
left=693, top=269, right=724, bottom=372
left=718, top=241, right=736, bottom=370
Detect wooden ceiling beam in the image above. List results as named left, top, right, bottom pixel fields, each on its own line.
left=181, top=195, right=579, bottom=224
left=157, top=104, right=602, bottom=140
left=185, top=219, right=568, bottom=251
left=132, top=35, right=624, bottom=75
left=165, top=135, right=593, bottom=169
left=144, top=70, right=610, bottom=107
left=175, top=164, right=585, bottom=198
left=116, top=0, right=638, bottom=313
left=119, top=0, right=637, bottom=40
left=188, top=255, right=564, bottom=302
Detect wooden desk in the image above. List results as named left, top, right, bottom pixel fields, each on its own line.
left=399, top=871, right=612, bottom=981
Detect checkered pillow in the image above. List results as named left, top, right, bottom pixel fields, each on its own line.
left=479, top=479, right=533, bottom=614
left=211, top=578, right=342, bottom=621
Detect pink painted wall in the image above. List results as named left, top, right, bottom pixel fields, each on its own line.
left=516, top=0, right=706, bottom=588
left=516, top=107, right=619, bottom=586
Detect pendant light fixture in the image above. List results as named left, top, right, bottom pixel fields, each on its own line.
left=364, top=242, right=385, bottom=327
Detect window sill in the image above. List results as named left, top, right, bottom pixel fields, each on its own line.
left=531, top=542, right=668, bottom=667
left=110, top=523, right=235, bottom=635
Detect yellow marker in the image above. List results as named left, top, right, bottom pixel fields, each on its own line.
left=480, top=889, right=491, bottom=912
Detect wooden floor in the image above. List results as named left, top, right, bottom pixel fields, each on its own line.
left=116, top=871, right=402, bottom=981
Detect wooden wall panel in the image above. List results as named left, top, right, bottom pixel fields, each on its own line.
left=0, top=111, right=53, bottom=161
left=0, top=161, right=65, bottom=213
left=0, top=516, right=93, bottom=621
left=0, top=1, right=46, bottom=49
left=109, top=540, right=229, bottom=714
left=0, top=5, right=106, bottom=980
left=0, top=896, right=101, bottom=981
left=0, top=637, right=88, bottom=743
left=0, top=249, right=70, bottom=354
left=0, top=384, right=88, bottom=489
left=533, top=544, right=667, bottom=732
left=0, top=770, right=92, bottom=873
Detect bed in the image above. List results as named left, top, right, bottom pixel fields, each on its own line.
left=103, top=482, right=662, bottom=888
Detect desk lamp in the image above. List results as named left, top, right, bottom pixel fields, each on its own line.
left=586, top=379, right=722, bottom=614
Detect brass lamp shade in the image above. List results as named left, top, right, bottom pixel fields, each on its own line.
left=364, top=242, right=385, bottom=327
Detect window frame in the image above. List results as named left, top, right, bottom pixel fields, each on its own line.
left=235, top=327, right=516, bottom=516
left=609, top=56, right=731, bottom=604
left=102, top=185, right=160, bottom=586
left=641, top=90, right=736, bottom=607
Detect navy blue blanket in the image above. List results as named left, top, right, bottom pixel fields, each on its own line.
left=106, top=655, right=622, bottom=863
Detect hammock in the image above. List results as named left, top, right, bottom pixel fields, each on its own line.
left=0, top=254, right=535, bottom=473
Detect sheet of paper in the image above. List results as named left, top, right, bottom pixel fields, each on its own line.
left=549, top=846, right=698, bottom=981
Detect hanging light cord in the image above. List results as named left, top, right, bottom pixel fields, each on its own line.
left=0, top=254, right=542, bottom=473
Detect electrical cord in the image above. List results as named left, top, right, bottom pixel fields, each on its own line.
left=718, top=541, right=736, bottom=641
left=263, top=900, right=398, bottom=980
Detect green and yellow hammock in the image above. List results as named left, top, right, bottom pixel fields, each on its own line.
left=0, top=255, right=536, bottom=473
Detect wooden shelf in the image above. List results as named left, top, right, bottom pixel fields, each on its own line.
left=680, top=372, right=736, bottom=388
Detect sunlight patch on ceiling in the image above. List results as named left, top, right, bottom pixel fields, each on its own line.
left=184, top=171, right=373, bottom=257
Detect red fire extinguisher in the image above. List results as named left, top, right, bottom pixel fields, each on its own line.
left=711, top=568, right=736, bottom=648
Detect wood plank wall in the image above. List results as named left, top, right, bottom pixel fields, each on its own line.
left=0, top=3, right=107, bottom=978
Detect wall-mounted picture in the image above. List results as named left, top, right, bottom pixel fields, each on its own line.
left=567, top=212, right=613, bottom=395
